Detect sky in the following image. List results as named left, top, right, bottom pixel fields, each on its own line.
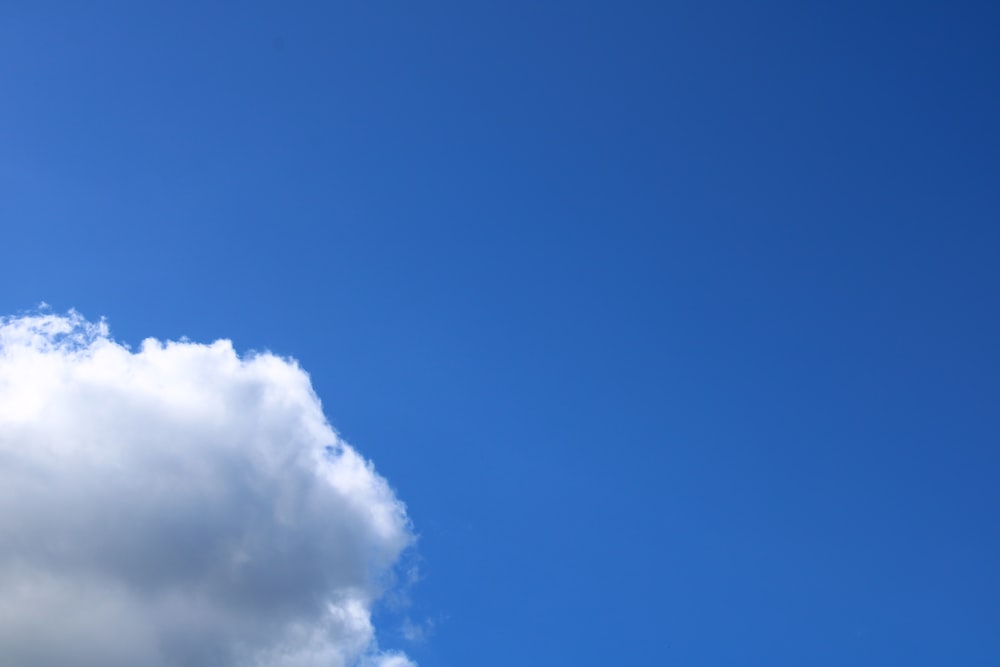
left=0, top=1, right=998, bottom=665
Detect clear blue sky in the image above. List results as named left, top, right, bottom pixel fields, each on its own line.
left=2, top=2, right=999, bottom=664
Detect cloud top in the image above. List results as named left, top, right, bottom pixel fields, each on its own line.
left=0, top=311, right=415, bottom=667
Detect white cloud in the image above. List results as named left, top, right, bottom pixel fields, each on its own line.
left=365, top=654, right=418, bottom=667
left=401, top=616, right=435, bottom=643
left=0, top=310, right=416, bottom=667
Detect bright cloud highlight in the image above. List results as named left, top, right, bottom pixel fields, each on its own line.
left=0, top=311, right=416, bottom=667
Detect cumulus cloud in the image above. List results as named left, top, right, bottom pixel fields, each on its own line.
left=0, top=310, right=416, bottom=667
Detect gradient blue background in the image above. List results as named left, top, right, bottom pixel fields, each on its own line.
left=2, top=2, right=998, bottom=664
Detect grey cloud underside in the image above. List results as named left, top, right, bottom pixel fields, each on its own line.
left=0, top=312, right=415, bottom=667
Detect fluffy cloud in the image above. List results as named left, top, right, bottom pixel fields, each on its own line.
left=0, top=311, right=416, bottom=667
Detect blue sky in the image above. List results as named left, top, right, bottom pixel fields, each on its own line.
left=1, top=1, right=999, bottom=664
